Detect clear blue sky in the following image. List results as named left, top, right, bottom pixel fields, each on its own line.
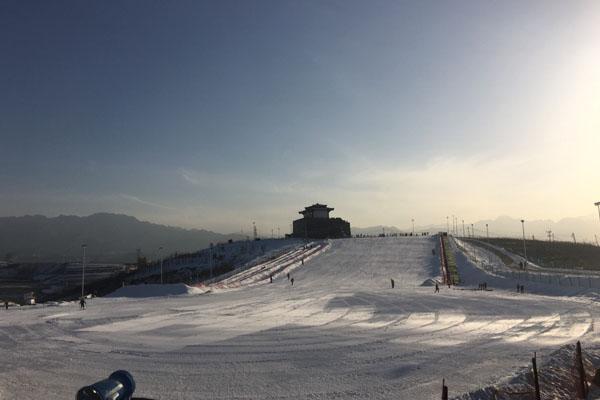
left=1, top=1, right=599, bottom=233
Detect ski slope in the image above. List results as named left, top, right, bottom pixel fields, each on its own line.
left=1, top=236, right=599, bottom=399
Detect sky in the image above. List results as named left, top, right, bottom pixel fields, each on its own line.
left=1, top=0, right=600, bottom=234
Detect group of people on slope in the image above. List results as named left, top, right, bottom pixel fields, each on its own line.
left=269, top=272, right=294, bottom=286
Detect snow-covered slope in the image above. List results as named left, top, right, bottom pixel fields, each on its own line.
left=1, top=236, right=599, bottom=399
left=107, top=283, right=207, bottom=298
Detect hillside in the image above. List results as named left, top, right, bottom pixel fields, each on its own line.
left=0, top=213, right=245, bottom=263
left=2, top=236, right=599, bottom=399
left=484, top=237, right=600, bottom=270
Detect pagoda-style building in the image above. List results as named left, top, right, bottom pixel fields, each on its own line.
left=291, top=203, right=351, bottom=239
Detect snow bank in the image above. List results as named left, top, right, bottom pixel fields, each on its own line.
left=106, top=283, right=206, bottom=298
left=420, top=278, right=439, bottom=286
left=454, top=342, right=600, bottom=399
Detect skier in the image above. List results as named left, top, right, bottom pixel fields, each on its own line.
left=287, top=272, right=290, bottom=281
left=301, top=258, right=304, bottom=265
left=290, top=278, right=295, bottom=286
left=4, top=301, right=8, bottom=310
left=435, top=283, right=439, bottom=293
left=80, top=297, right=86, bottom=310
left=390, top=278, right=395, bottom=289
left=269, top=274, right=273, bottom=283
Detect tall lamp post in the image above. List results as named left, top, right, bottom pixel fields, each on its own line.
left=486, top=223, right=491, bottom=264
left=462, top=220, right=465, bottom=237
left=521, top=219, right=527, bottom=267
left=446, top=216, right=449, bottom=233
left=81, top=244, right=86, bottom=298
left=158, top=246, right=163, bottom=284
left=471, top=223, right=474, bottom=238
left=412, top=218, right=415, bottom=236
left=594, top=202, right=600, bottom=247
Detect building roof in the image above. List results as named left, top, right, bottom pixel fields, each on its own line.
left=299, top=203, right=334, bottom=215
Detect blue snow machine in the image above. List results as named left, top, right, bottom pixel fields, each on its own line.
left=76, top=370, right=153, bottom=400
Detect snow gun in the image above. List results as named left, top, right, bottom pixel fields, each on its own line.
left=76, top=370, right=153, bottom=400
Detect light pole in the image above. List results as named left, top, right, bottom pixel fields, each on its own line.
left=485, top=223, right=491, bottom=264
left=81, top=244, right=86, bottom=298
left=412, top=219, right=415, bottom=235
left=471, top=223, right=474, bottom=238
left=595, top=202, right=600, bottom=240
left=521, top=219, right=527, bottom=267
left=462, top=220, right=465, bottom=237
left=158, top=246, right=163, bottom=284
left=446, top=216, right=449, bottom=233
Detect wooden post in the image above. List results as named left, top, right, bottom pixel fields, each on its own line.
left=576, top=341, right=588, bottom=399
left=442, top=378, right=448, bottom=400
left=532, top=352, right=541, bottom=400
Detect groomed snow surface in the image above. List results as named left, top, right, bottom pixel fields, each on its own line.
left=2, top=236, right=600, bottom=399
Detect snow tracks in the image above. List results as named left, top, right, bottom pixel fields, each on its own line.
left=210, top=241, right=330, bottom=289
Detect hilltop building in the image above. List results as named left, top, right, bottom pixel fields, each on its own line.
left=291, top=204, right=351, bottom=239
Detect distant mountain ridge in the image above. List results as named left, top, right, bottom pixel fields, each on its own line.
left=355, top=215, right=600, bottom=243
left=0, top=213, right=245, bottom=263
left=351, top=226, right=405, bottom=236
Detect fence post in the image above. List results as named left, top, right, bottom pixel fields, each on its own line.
left=442, top=378, right=448, bottom=400
left=575, top=341, right=588, bottom=399
left=532, top=352, right=541, bottom=400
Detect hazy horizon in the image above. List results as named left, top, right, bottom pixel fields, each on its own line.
left=2, top=1, right=600, bottom=233
left=2, top=211, right=599, bottom=243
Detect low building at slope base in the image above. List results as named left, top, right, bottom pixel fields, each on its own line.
left=290, top=203, right=351, bottom=239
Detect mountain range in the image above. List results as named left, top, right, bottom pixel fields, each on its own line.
left=0, top=213, right=245, bottom=263
left=2, top=213, right=598, bottom=264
